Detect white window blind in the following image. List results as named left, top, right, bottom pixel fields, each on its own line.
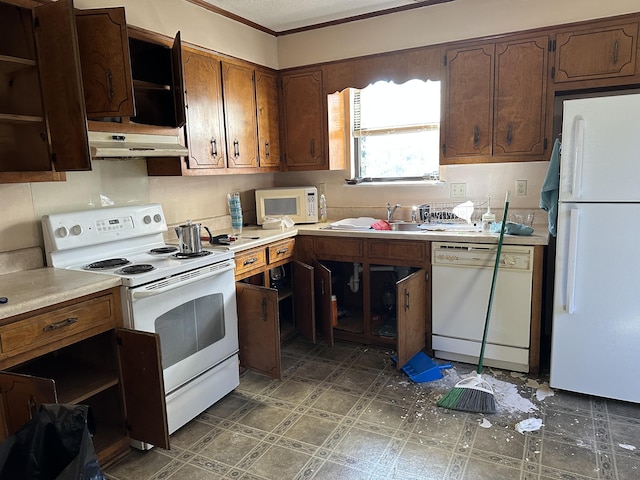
left=352, top=79, right=440, bottom=137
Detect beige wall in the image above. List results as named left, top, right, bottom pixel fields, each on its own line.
left=277, top=0, right=640, bottom=68
left=1, top=0, right=638, bottom=253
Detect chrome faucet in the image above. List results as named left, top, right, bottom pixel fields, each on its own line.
left=386, top=203, right=401, bottom=222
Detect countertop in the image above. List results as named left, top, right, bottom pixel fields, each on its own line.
left=0, top=268, right=121, bottom=321
left=206, top=221, right=549, bottom=250
left=0, top=221, right=547, bottom=322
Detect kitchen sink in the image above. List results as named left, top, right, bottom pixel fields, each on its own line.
left=389, top=221, right=423, bottom=231
left=420, top=223, right=482, bottom=232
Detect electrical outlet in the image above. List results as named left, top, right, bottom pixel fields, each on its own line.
left=451, top=183, right=466, bottom=198
left=516, top=180, right=527, bottom=197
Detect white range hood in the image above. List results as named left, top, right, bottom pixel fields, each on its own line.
left=88, top=131, right=188, bottom=158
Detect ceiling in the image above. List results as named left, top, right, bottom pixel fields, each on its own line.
left=196, top=0, right=453, bottom=34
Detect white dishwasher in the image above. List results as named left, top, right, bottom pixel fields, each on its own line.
left=431, top=242, right=533, bottom=372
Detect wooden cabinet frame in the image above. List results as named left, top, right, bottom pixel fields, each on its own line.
left=0, top=288, right=169, bottom=468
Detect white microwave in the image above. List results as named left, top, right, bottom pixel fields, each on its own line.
left=255, top=186, right=318, bottom=224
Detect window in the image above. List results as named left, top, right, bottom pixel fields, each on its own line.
left=351, top=79, right=441, bottom=182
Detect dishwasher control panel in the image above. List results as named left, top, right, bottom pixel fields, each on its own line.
left=431, top=242, right=532, bottom=271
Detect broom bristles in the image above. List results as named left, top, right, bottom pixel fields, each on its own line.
left=438, top=373, right=497, bottom=414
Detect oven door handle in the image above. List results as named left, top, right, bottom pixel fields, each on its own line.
left=131, top=263, right=234, bottom=298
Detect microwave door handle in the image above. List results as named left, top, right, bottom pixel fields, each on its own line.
left=131, top=263, right=233, bottom=299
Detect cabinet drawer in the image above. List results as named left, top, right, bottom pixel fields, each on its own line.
left=367, top=239, right=429, bottom=266
left=268, top=238, right=295, bottom=264
left=313, top=237, right=363, bottom=260
left=0, top=294, right=118, bottom=360
left=235, top=247, right=267, bottom=278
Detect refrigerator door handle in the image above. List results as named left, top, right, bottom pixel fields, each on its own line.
left=564, top=208, right=580, bottom=314
left=563, top=117, right=585, bottom=198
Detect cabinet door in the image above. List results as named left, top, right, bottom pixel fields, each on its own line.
left=171, top=33, right=186, bottom=129
left=222, top=61, right=259, bottom=168
left=117, top=328, right=169, bottom=450
left=34, top=0, right=91, bottom=171
left=0, top=372, right=56, bottom=439
left=494, top=36, right=548, bottom=157
left=281, top=70, right=326, bottom=170
left=395, top=269, right=426, bottom=369
left=255, top=70, right=281, bottom=169
left=293, top=261, right=316, bottom=343
left=75, top=7, right=134, bottom=118
left=313, top=260, right=334, bottom=347
left=443, top=44, right=493, bottom=159
left=554, top=23, right=638, bottom=82
left=182, top=48, right=226, bottom=169
left=236, top=283, right=281, bottom=379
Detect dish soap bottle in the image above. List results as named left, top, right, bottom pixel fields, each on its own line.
left=482, top=196, right=496, bottom=232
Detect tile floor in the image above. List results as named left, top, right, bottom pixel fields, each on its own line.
left=105, top=338, right=640, bottom=480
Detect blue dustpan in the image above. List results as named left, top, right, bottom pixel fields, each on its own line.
left=393, top=352, right=453, bottom=383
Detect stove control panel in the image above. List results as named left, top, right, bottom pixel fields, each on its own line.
left=42, top=204, right=167, bottom=254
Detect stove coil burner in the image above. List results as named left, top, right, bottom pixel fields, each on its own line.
left=150, top=246, right=179, bottom=254
left=172, top=250, right=213, bottom=259
left=86, top=258, right=130, bottom=269
left=119, top=264, right=155, bottom=274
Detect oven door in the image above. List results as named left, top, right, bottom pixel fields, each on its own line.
left=124, top=260, right=239, bottom=394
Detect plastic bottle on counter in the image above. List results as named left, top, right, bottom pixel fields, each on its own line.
left=482, top=195, right=496, bottom=232
left=318, top=182, right=327, bottom=222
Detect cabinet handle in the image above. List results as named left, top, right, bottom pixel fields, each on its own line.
left=211, top=138, right=217, bottom=157
left=234, top=140, right=240, bottom=158
left=321, top=278, right=326, bottom=296
left=506, top=124, right=513, bottom=146
left=276, top=247, right=289, bottom=255
left=243, top=257, right=259, bottom=266
left=106, top=69, right=114, bottom=102
left=404, top=289, right=410, bottom=312
left=310, top=139, right=315, bottom=157
left=261, top=297, right=267, bottom=321
left=43, top=317, right=78, bottom=332
left=473, top=126, right=480, bottom=148
left=265, top=141, right=270, bottom=157
left=613, top=40, right=619, bottom=64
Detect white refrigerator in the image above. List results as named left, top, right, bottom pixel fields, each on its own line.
left=551, top=93, right=640, bottom=403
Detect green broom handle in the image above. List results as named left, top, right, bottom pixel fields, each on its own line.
left=477, top=191, right=510, bottom=374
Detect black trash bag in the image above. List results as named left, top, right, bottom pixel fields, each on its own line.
left=0, top=404, right=105, bottom=480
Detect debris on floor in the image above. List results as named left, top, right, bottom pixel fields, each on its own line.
left=478, top=418, right=493, bottom=428
left=515, top=417, right=544, bottom=433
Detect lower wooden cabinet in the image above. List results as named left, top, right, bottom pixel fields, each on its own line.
left=236, top=259, right=315, bottom=380
left=0, top=288, right=168, bottom=468
left=235, top=238, right=316, bottom=379
left=235, top=235, right=430, bottom=377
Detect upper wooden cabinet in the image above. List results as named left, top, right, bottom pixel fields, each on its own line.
left=280, top=69, right=327, bottom=170
left=80, top=20, right=186, bottom=133
left=222, top=61, right=259, bottom=169
left=552, top=22, right=638, bottom=83
left=0, top=0, right=91, bottom=184
left=443, top=43, right=494, bottom=158
left=442, top=35, right=549, bottom=163
left=181, top=46, right=226, bottom=170
left=147, top=47, right=280, bottom=176
left=75, top=8, right=134, bottom=118
left=493, top=36, right=548, bottom=157
left=255, top=70, right=281, bottom=169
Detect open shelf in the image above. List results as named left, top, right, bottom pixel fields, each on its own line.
left=0, top=112, right=44, bottom=124
left=0, top=54, right=36, bottom=73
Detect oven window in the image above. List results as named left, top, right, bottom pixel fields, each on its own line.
left=155, top=293, right=225, bottom=369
